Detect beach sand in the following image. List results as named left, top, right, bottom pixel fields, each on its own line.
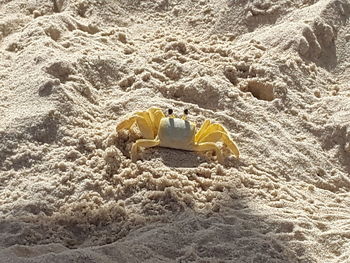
left=0, top=0, right=350, bottom=262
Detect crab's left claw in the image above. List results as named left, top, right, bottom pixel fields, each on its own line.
left=201, top=131, right=239, bottom=158
left=194, top=121, right=240, bottom=159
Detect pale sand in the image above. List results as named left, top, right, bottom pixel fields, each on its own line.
left=0, top=0, right=350, bottom=262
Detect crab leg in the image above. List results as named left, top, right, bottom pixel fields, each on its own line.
left=148, top=108, right=165, bottom=136
left=199, top=131, right=239, bottom=158
left=192, top=142, right=223, bottom=163
left=131, top=139, right=160, bottom=162
left=194, top=119, right=211, bottom=142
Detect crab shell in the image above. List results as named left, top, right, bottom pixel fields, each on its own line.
left=158, top=117, right=195, bottom=150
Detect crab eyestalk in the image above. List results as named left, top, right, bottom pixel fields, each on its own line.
left=168, top=108, right=175, bottom=118
left=182, top=109, right=189, bottom=120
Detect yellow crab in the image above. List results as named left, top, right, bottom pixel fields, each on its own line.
left=116, top=107, right=239, bottom=163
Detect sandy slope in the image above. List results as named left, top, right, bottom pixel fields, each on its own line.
left=0, top=0, right=350, bottom=262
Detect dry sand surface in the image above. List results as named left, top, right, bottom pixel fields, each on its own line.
left=0, top=0, right=350, bottom=262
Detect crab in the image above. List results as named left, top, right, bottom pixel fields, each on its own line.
left=116, top=107, right=239, bottom=163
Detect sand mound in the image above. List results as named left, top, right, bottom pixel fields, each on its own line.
left=1, top=0, right=350, bottom=262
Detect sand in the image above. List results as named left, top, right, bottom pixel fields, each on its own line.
left=0, top=0, right=349, bottom=262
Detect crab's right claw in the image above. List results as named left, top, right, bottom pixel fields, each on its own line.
left=116, top=116, right=137, bottom=131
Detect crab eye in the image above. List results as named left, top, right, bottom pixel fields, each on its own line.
left=184, top=109, right=189, bottom=115
left=168, top=108, right=173, bottom=115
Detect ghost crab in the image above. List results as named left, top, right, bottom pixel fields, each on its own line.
left=116, top=107, right=239, bottom=163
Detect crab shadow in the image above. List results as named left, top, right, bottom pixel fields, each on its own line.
left=151, top=148, right=203, bottom=168
left=143, top=147, right=244, bottom=169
